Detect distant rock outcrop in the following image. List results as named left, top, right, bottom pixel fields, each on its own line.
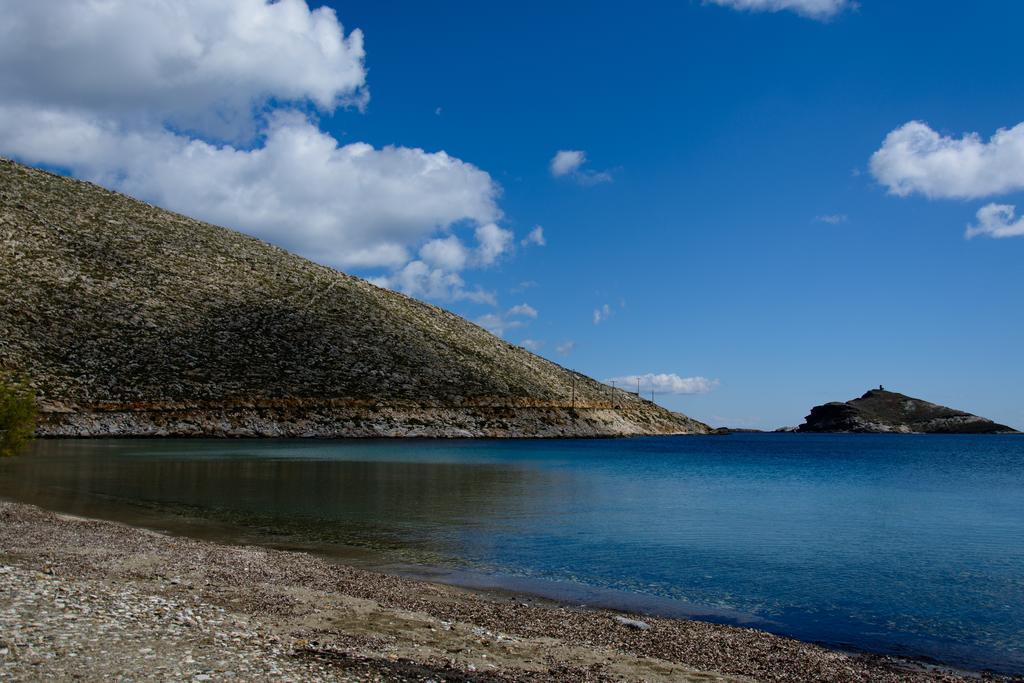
left=0, top=159, right=709, bottom=438
left=798, top=389, right=1017, bottom=434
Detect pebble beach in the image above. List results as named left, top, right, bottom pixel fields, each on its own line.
left=1, top=500, right=1010, bottom=682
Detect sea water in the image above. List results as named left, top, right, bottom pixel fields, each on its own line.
left=1, top=433, right=1021, bottom=673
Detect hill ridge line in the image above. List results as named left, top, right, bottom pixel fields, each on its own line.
left=1, top=157, right=708, bottom=438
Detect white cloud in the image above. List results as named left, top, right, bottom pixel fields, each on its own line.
left=549, top=149, right=612, bottom=185
left=575, top=170, right=614, bottom=186
left=474, top=223, right=514, bottom=266
left=555, top=341, right=576, bottom=356
left=550, top=150, right=585, bottom=177
left=0, top=0, right=515, bottom=303
left=476, top=313, right=522, bottom=337
left=870, top=121, right=1024, bottom=199
left=474, top=303, right=539, bottom=337
left=815, top=214, right=848, bottom=224
left=521, top=226, right=546, bottom=247
left=707, top=0, right=852, bottom=20
left=966, top=204, right=1024, bottom=239
left=373, top=226, right=516, bottom=303
left=507, top=304, right=539, bottom=319
left=372, top=261, right=496, bottom=305
left=592, top=303, right=613, bottom=325
left=0, top=108, right=501, bottom=270
left=390, top=224, right=517, bottom=299
left=520, top=339, right=543, bottom=351
left=0, top=0, right=368, bottom=142
left=419, top=235, right=469, bottom=271
left=511, top=280, right=539, bottom=293
left=605, top=374, right=719, bottom=395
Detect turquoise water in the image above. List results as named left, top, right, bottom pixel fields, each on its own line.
left=1, top=434, right=1022, bottom=673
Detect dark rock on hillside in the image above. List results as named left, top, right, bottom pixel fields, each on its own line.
left=798, top=388, right=1017, bottom=434
left=0, top=158, right=709, bottom=438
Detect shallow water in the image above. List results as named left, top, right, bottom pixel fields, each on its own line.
left=1, top=434, right=1022, bottom=673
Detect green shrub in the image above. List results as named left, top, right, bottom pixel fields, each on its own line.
left=0, top=376, right=37, bottom=456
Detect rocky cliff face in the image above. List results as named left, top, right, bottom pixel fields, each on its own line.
left=0, top=159, right=709, bottom=437
left=798, top=389, right=1016, bottom=434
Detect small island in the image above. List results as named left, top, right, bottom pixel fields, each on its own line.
left=798, top=387, right=1018, bottom=434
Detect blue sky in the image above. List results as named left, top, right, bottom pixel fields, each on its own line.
left=1, top=0, right=1022, bottom=429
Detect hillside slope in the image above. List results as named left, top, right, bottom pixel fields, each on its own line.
left=0, top=159, right=708, bottom=437
left=798, top=389, right=1016, bottom=434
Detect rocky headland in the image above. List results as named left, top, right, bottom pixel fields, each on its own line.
left=0, top=159, right=708, bottom=438
left=798, top=388, right=1017, bottom=434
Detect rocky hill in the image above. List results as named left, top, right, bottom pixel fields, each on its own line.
left=0, top=158, right=708, bottom=438
left=798, top=388, right=1016, bottom=434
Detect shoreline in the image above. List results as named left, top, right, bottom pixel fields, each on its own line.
left=0, top=500, right=1007, bottom=682
left=34, top=402, right=709, bottom=440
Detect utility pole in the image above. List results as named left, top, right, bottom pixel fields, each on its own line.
left=637, top=378, right=641, bottom=396
left=651, top=390, right=655, bottom=403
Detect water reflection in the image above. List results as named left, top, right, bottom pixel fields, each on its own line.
left=0, top=439, right=546, bottom=564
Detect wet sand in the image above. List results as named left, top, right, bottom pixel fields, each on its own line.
left=0, top=501, right=1007, bottom=682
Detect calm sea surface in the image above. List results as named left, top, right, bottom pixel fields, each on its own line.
left=1, top=434, right=1021, bottom=673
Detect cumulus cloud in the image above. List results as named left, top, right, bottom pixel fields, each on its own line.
left=476, top=313, right=520, bottom=337
left=520, top=339, right=543, bottom=351
left=474, top=303, right=539, bottom=337
left=966, top=204, right=1024, bottom=239
left=413, top=224, right=516, bottom=274
left=550, top=150, right=585, bottom=177
left=592, top=304, right=613, bottom=325
left=706, top=0, right=852, bottom=20
left=549, top=149, right=612, bottom=185
left=0, top=0, right=515, bottom=303
left=0, top=0, right=368, bottom=141
left=507, top=304, right=538, bottom=318
left=605, top=374, right=719, bottom=395
left=815, top=214, right=848, bottom=224
left=474, top=223, right=515, bottom=266
left=870, top=121, right=1024, bottom=199
left=555, top=341, right=576, bottom=357
left=521, top=226, right=546, bottom=247
left=419, top=235, right=469, bottom=271
left=371, top=261, right=496, bottom=305
left=373, top=222, right=528, bottom=303
left=0, top=109, right=501, bottom=269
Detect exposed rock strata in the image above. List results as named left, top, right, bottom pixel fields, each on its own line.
left=0, top=158, right=708, bottom=437
left=798, top=389, right=1016, bottom=434
left=37, top=401, right=700, bottom=438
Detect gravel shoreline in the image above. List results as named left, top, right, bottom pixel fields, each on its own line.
left=0, top=501, right=1012, bottom=682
